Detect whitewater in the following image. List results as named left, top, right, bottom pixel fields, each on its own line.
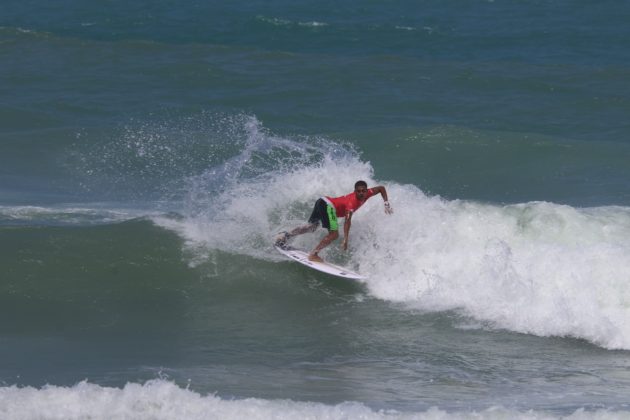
left=149, top=117, right=630, bottom=351
left=3, top=380, right=630, bottom=420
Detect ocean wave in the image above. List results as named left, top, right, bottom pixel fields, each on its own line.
left=0, top=205, right=153, bottom=226
left=0, top=26, right=53, bottom=39
left=151, top=116, right=630, bottom=350
left=255, top=15, right=329, bottom=29
left=0, top=380, right=626, bottom=420
left=355, top=193, right=630, bottom=350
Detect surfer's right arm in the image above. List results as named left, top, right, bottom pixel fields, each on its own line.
left=342, top=210, right=353, bottom=251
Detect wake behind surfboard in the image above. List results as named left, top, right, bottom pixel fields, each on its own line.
left=274, top=245, right=366, bottom=280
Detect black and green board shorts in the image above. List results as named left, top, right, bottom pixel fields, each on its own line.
left=308, top=198, right=338, bottom=231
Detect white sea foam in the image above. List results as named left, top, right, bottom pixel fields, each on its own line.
left=0, top=380, right=627, bottom=420
left=152, top=117, right=630, bottom=350
left=352, top=188, right=630, bottom=350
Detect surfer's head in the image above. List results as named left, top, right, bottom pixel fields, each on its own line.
left=354, top=180, right=368, bottom=200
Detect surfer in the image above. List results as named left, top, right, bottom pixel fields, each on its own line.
left=275, top=181, right=393, bottom=262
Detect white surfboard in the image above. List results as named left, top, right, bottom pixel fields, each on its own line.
left=274, top=245, right=366, bottom=280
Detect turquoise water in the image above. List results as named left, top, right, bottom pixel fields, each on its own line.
left=2, top=1, right=630, bottom=418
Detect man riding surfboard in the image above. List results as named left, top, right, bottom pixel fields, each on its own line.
left=275, top=181, right=393, bottom=262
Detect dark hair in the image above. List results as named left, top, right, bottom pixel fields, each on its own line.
left=354, top=180, right=368, bottom=189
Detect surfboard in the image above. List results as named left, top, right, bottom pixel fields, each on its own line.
left=274, top=245, right=366, bottom=280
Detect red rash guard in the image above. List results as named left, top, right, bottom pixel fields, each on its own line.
left=326, top=188, right=376, bottom=217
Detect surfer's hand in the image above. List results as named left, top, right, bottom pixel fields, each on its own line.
left=384, top=201, right=393, bottom=215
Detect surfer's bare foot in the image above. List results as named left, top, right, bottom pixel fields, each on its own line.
left=308, top=253, right=324, bottom=263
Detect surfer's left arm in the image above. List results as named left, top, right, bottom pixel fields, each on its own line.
left=372, top=186, right=393, bottom=214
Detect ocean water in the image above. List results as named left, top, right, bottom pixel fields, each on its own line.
left=2, top=1, right=630, bottom=418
